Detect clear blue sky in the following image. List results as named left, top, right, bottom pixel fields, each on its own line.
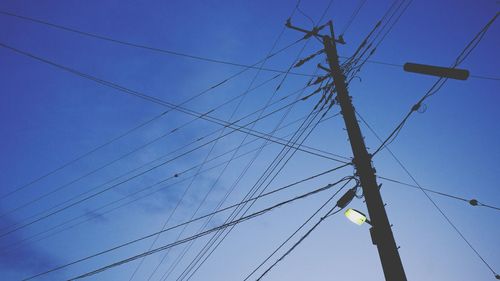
left=0, top=0, right=498, bottom=280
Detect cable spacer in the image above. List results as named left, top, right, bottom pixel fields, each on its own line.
left=469, top=199, right=478, bottom=206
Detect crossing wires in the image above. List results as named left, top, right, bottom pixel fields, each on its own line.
left=21, top=168, right=350, bottom=280
left=358, top=110, right=499, bottom=278
left=372, top=12, right=499, bottom=157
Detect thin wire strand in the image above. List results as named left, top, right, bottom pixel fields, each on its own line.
left=0, top=27, right=306, bottom=201
left=0, top=39, right=304, bottom=208
left=0, top=10, right=316, bottom=77
left=243, top=178, right=353, bottom=280
left=20, top=167, right=348, bottom=281
left=0, top=112, right=342, bottom=255
left=162, top=82, right=314, bottom=281
left=0, top=86, right=347, bottom=236
left=0, top=10, right=496, bottom=83
left=0, top=93, right=336, bottom=239
left=377, top=176, right=500, bottom=211
left=0, top=74, right=282, bottom=221
left=180, top=107, right=329, bottom=281
left=22, top=177, right=347, bottom=281
left=174, top=108, right=321, bottom=281
left=175, top=3, right=338, bottom=278
left=164, top=34, right=327, bottom=281
left=340, top=0, right=367, bottom=35
left=135, top=9, right=299, bottom=279
left=67, top=182, right=342, bottom=281
left=0, top=58, right=348, bottom=231
left=0, top=110, right=167, bottom=200
left=256, top=205, right=343, bottom=281
left=177, top=108, right=321, bottom=280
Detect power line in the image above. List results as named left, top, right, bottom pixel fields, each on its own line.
left=296, top=7, right=315, bottom=27
left=0, top=110, right=167, bottom=200
left=162, top=93, right=333, bottom=281
left=69, top=182, right=340, bottom=281
left=176, top=109, right=322, bottom=280
left=373, top=0, right=413, bottom=50
left=0, top=93, right=345, bottom=235
left=0, top=86, right=347, bottom=236
left=174, top=3, right=340, bottom=277
left=175, top=110, right=316, bottom=280
left=255, top=204, right=343, bottom=281
left=0, top=34, right=302, bottom=201
left=469, top=74, right=500, bottom=81
left=0, top=27, right=334, bottom=167
left=0, top=91, right=345, bottom=239
left=0, top=112, right=344, bottom=254
left=156, top=19, right=328, bottom=281
left=151, top=50, right=306, bottom=281
left=130, top=7, right=301, bottom=279
left=343, top=0, right=412, bottom=80
left=142, top=82, right=317, bottom=280
left=377, top=176, right=500, bottom=211
left=0, top=40, right=304, bottom=126
left=334, top=0, right=409, bottom=87
left=0, top=112, right=340, bottom=254
left=0, top=10, right=314, bottom=77
left=243, top=177, right=353, bottom=280
left=340, top=0, right=367, bottom=35
left=161, top=14, right=333, bottom=281
left=1, top=10, right=496, bottom=83
left=0, top=74, right=283, bottom=220
left=21, top=174, right=349, bottom=281
left=0, top=40, right=347, bottom=176
left=157, top=100, right=325, bottom=281
left=0, top=82, right=291, bottom=224
left=179, top=106, right=329, bottom=281
left=2, top=8, right=497, bottom=83
left=161, top=86, right=312, bottom=281
left=317, top=0, right=335, bottom=24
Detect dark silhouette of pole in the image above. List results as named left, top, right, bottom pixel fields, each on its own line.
left=322, top=22, right=407, bottom=281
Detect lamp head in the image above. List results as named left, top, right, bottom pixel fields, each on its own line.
left=344, top=208, right=370, bottom=226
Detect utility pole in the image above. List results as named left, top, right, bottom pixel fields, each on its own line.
left=322, top=21, right=407, bottom=281
left=286, top=20, right=407, bottom=280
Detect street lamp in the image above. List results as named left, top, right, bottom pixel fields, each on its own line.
left=344, top=208, right=372, bottom=226
left=403, top=62, right=469, bottom=80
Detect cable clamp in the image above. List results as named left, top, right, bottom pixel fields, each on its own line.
left=469, top=199, right=478, bottom=206
left=411, top=103, right=421, bottom=112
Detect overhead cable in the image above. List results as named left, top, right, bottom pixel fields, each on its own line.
left=21, top=175, right=349, bottom=281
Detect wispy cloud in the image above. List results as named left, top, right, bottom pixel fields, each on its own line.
left=83, top=208, right=108, bottom=223
left=0, top=215, right=58, bottom=278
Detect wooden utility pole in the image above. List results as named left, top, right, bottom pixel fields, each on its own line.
left=322, top=21, right=407, bottom=281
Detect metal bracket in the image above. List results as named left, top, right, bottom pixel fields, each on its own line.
left=317, top=63, right=331, bottom=72
left=285, top=18, right=346, bottom=44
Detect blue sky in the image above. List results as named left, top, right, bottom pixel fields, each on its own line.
left=0, top=0, right=499, bottom=280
